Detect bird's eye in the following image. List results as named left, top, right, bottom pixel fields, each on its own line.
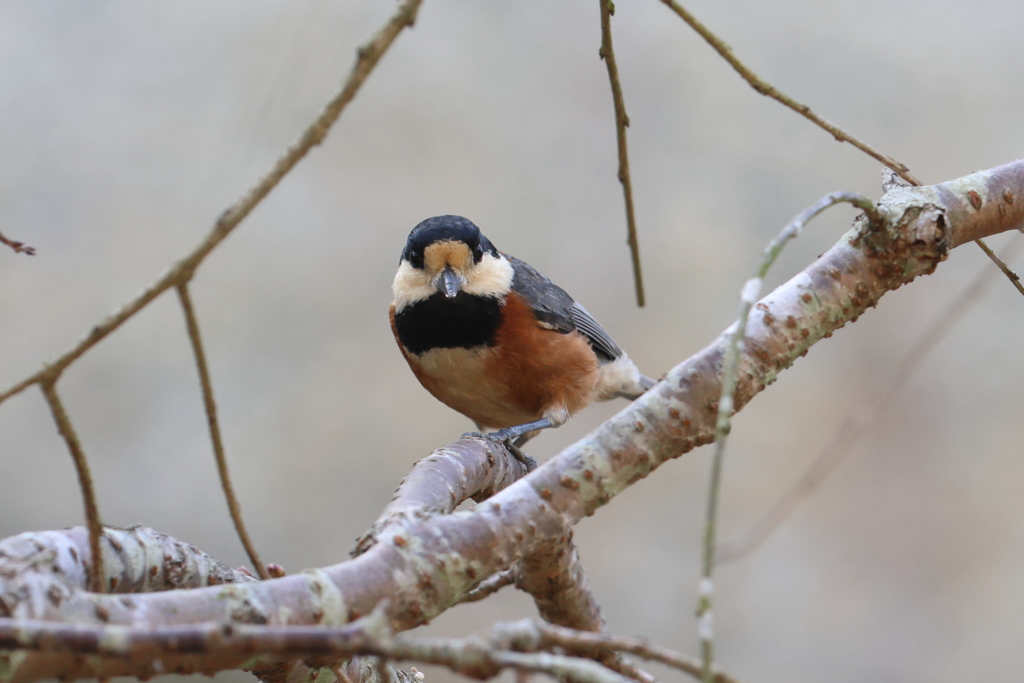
left=473, top=244, right=484, bottom=261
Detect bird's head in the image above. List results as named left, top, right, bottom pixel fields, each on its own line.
left=393, top=215, right=513, bottom=311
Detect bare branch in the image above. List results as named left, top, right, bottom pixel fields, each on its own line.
left=514, top=532, right=605, bottom=632
left=657, top=0, right=920, bottom=185
left=0, top=0, right=424, bottom=409
left=697, top=192, right=879, bottom=680
left=599, top=0, right=645, bottom=307
left=177, top=283, right=268, bottom=580
left=513, top=532, right=655, bottom=683
left=1, top=161, right=1022, bottom=683
left=0, top=613, right=739, bottom=683
left=717, top=231, right=1024, bottom=563
left=974, top=238, right=1024, bottom=297
left=0, top=613, right=638, bottom=683
left=38, top=381, right=105, bottom=594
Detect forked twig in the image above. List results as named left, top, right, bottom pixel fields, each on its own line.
left=717, top=232, right=1024, bottom=563
left=0, top=0, right=424, bottom=409
left=0, top=231, right=35, bottom=255
left=698, top=192, right=880, bottom=682
left=39, top=380, right=105, bottom=593
left=0, top=0, right=424, bottom=592
left=599, top=0, right=646, bottom=307
left=657, top=0, right=920, bottom=186
left=177, top=283, right=268, bottom=580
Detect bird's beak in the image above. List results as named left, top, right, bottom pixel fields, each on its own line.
left=436, top=266, right=464, bottom=299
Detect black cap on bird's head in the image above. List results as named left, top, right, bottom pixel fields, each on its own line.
left=401, top=215, right=498, bottom=270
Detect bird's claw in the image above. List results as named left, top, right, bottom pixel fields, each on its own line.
left=460, top=431, right=537, bottom=471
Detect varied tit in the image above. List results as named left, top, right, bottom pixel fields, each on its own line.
left=389, top=215, right=656, bottom=448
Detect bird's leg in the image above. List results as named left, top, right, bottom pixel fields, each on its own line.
left=485, top=418, right=555, bottom=444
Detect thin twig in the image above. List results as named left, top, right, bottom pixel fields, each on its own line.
left=717, top=232, right=1024, bottom=563
left=974, top=238, right=1024, bottom=297
left=657, top=0, right=920, bottom=186
left=599, top=0, right=646, bottom=307
left=697, top=192, right=880, bottom=682
left=458, top=569, right=515, bottom=603
left=177, top=283, right=268, bottom=580
left=0, top=230, right=35, bottom=255
left=0, top=615, right=739, bottom=683
left=532, top=622, right=742, bottom=683
left=0, top=0, right=424, bottom=409
left=39, top=380, right=105, bottom=593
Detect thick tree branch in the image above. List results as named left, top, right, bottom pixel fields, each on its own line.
left=354, top=438, right=531, bottom=556
left=1, top=161, right=1022, bottom=682
left=0, top=526, right=253, bottom=620
left=514, top=532, right=604, bottom=632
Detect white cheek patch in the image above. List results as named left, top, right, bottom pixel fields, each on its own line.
left=393, top=261, right=436, bottom=312
left=462, top=253, right=513, bottom=297
left=393, top=251, right=513, bottom=312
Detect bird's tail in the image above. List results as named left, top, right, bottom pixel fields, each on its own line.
left=611, top=373, right=658, bottom=401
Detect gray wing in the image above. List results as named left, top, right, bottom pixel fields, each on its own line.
left=508, top=255, right=623, bottom=362
left=568, top=302, right=623, bottom=361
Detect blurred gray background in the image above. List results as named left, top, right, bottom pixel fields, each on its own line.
left=1, top=1, right=1023, bottom=682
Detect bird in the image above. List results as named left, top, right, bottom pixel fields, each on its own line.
left=389, top=215, right=656, bottom=451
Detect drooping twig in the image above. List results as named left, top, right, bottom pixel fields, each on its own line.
left=717, top=231, right=1024, bottom=563
left=38, top=380, right=105, bottom=594
left=177, top=283, right=268, bottom=580
left=599, top=0, right=645, bottom=307
left=0, top=0, right=424, bottom=409
left=697, top=192, right=880, bottom=682
left=0, top=231, right=35, bottom=256
left=974, top=238, right=1024, bottom=297
left=657, top=0, right=920, bottom=186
